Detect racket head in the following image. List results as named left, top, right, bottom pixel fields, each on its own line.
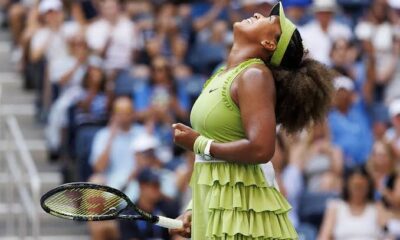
left=40, top=182, right=132, bottom=221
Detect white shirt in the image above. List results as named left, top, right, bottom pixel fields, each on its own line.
left=355, top=21, right=396, bottom=82
left=299, top=20, right=352, bottom=65
left=31, top=22, right=80, bottom=82
left=387, top=218, right=400, bottom=237
left=332, top=200, right=381, bottom=240
left=86, top=17, right=138, bottom=71
left=90, top=125, right=144, bottom=189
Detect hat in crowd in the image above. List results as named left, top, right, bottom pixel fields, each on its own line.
left=283, top=0, right=312, bottom=8
left=334, top=76, right=354, bottom=91
left=312, top=0, right=337, bottom=12
left=137, top=168, right=160, bottom=184
left=39, top=0, right=63, bottom=14
left=268, top=2, right=297, bottom=67
left=130, top=133, right=160, bottom=153
left=389, top=99, right=400, bottom=118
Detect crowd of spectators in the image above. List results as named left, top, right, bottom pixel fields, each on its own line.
left=2, top=0, right=400, bottom=239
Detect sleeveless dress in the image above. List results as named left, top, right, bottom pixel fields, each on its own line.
left=189, top=58, right=298, bottom=239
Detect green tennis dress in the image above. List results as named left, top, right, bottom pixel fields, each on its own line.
left=188, top=58, right=298, bottom=239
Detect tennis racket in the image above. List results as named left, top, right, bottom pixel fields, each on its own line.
left=40, top=182, right=183, bottom=229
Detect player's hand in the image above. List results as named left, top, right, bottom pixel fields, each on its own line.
left=172, top=123, right=200, bottom=152
left=169, top=210, right=192, bottom=238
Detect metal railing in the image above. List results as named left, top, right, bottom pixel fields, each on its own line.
left=2, top=115, right=41, bottom=239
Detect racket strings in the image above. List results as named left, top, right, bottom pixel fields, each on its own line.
left=43, top=188, right=127, bottom=218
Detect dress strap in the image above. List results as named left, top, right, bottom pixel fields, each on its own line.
left=202, top=65, right=225, bottom=91
left=222, top=58, right=265, bottom=111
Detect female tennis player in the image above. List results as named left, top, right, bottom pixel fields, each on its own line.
left=171, top=2, right=333, bottom=239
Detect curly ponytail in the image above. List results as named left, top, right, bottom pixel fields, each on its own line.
left=264, top=27, right=334, bottom=133
left=270, top=59, right=334, bottom=133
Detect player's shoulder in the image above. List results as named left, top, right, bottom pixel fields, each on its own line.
left=238, top=64, right=274, bottom=87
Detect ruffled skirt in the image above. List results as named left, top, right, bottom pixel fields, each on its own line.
left=190, top=162, right=298, bottom=240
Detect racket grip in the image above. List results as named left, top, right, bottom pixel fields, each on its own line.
left=156, top=216, right=183, bottom=229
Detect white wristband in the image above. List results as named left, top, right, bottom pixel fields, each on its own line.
left=204, top=139, right=214, bottom=156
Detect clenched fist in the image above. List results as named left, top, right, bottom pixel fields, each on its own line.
left=172, top=123, right=200, bottom=152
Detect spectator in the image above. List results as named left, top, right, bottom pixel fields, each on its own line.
left=119, top=168, right=172, bottom=240
left=125, top=132, right=178, bottom=201
left=88, top=96, right=143, bottom=240
left=283, top=0, right=312, bottom=26
left=7, top=0, right=36, bottom=45
left=134, top=56, right=190, bottom=149
left=355, top=0, right=400, bottom=92
left=386, top=99, right=400, bottom=164
left=73, top=57, right=110, bottom=126
left=45, top=35, right=89, bottom=159
left=299, top=0, right=352, bottom=64
left=330, top=38, right=365, bottom=93
left=70, top=59, right=110, bottom=181
left=89, top=96, right=142, bottom=188
left=367, top=141, right=396, bottom=200
left=382, top=172, right=400, bottom=238
left=293, top=121, right=343, bottom=193
left=154, top=3, right=187, bottom=64
left=328, top=75, right=373, bottom=169
left=85, top=0, right=139, bottom=76
left=189, top=19, right=231, bottom=75
left=30, top=0, right=81, bottom=112
left=186, top=0, right=230, bottom=74
left=318, top=167, right=386, bottom=240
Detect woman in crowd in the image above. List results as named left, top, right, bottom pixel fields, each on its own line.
left=367, top=140, right=396, bottom=199
left=295, top=121, right=343, bottom=193
left=382, top=172, right=400, bottom=239
left=319, top=167, right=386, bottom=240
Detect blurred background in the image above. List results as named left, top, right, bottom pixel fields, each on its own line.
left=0, top=0, right=400, bottom=239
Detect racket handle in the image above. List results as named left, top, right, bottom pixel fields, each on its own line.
left=156, top=216, right=183, bottom=229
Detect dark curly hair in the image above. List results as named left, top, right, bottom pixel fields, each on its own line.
left=267, top=30, right=334, bottom=133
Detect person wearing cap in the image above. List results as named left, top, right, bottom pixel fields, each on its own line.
left=119, top=168, right=172, bottom=239
left=385, top=99, right=400, bottom=162
left=31, top=0, right=80, bottom=68
left=328, top=75, right=373, bottom=169
left=30, top=0, right=82, bottom=122
left=124, top=132, right=178, bottom=201
left=170, top=2, right=334, bottom=239
left=299, top=0, right=352, bottom=65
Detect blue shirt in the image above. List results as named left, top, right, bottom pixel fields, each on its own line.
left=89, top=124, right=144, bottom=189
left=328, top=99, right=373, bottom=167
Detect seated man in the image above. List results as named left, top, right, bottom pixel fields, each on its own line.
left=88, top=96, right=143, bottom=240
